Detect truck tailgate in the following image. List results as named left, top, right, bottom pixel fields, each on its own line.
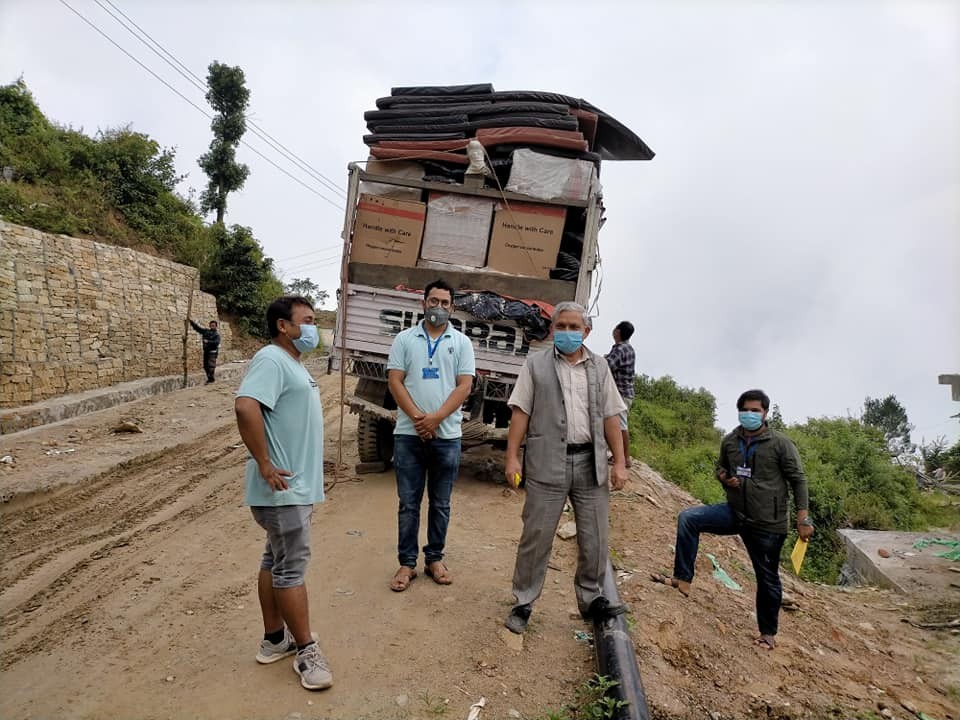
left=333, top=284, right=548, bottom=376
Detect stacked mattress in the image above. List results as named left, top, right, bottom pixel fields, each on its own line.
left=364, top=83, right=654, bottom=177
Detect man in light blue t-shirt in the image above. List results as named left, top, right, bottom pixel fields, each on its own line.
left=386, top=279, right=476, bottom=592
left=235, top=295, right=332, bottom=692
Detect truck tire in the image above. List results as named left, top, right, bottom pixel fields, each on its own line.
left=357, top=411, right=395, bottom=464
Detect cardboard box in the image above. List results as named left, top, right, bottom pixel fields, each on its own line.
left=486, top=201, right=566, bottom=279
left=420, top=192, right=494, bottom=268
left=350, top=193, right=425, bottom=267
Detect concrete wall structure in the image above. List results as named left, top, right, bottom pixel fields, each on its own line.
left=838, top=528, right=960, bottom=599
left=0, top=221, right=232, bottom=408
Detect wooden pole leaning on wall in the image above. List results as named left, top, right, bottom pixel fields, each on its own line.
left=182, top=273, right=195, bottom=389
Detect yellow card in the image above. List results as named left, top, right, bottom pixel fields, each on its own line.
left=790, top=538, right=808, bottom=575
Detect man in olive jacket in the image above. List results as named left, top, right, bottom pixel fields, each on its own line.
left=651, top=389, right=814, bottom=649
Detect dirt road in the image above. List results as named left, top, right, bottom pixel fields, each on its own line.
left=1, top=367, right=958, bottom=720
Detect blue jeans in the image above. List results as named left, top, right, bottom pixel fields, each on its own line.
left=674, top=503, right=787, bottom=636
left=394, top=435, right=461, bottom=568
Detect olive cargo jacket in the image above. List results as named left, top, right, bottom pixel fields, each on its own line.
left=717, top=424, right=809, bottom=534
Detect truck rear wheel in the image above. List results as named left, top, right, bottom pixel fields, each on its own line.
left=357, top=411, right=395, bottom=464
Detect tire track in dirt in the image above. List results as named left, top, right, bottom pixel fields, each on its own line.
left=0, top=426, right=247, bottom=669
left=1, top=427, right=242, bottom=588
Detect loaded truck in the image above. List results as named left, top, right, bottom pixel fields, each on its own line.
left=329, top=84, right=653, bottom=469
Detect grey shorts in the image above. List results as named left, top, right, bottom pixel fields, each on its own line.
left=251, top=505, right=313, bottom=589
left=617, top=409, right=629, bottom=431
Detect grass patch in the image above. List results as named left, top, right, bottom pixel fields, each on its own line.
left=533, top=675, right=627, bottom=720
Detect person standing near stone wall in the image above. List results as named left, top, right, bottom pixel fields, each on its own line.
left=190, top=319, right=221, bottom=383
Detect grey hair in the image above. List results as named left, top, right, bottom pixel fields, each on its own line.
left=552, top=301, right=593, bottom=329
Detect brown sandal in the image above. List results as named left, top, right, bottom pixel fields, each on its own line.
left=390, top=566, right=417, bottom=592
left=649, top=572, right=689, bottom=597
left=425, top=561, right=453, bottom=585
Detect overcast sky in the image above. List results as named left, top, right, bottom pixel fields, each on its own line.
left=2, top=0, right=958, bottom=443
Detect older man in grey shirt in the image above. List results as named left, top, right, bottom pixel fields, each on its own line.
left=503, top=301, right=629, bottom=634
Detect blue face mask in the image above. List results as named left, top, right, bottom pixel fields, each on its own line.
left=554, top=330, right=584, bottom=355
left=738, top=411, right=764, bottom=431
left=292, top=323, right=319, bottom=353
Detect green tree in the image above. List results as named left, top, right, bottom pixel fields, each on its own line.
left=198, top=61, right=249, bottom=224
left=201, top=224, right=282, bottom=336
left=768, top=404, right=786, bottom=430
left=863, top=395, right=914, bottom=458
left=923, top=437, right=960, bottom=478
left=284, top=277, right=329, bottom=308
left=944, top=441, right=960, bottom=478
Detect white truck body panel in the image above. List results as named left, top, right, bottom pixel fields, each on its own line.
left=332, top=284, right=550, bottom=375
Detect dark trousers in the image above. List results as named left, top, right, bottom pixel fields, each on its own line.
left=203, top=349, right=218, bottom=381
left=673, top=503, right=786, bottom=636
left=393, top=435, right=461, bottom=568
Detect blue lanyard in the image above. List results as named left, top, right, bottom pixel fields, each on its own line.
left=425, top=333, right=444, bottom=364
left=738, top=438, right=759, bottom=466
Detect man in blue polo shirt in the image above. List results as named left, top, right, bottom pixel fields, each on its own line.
left=386, top=279, right=476, bottom=592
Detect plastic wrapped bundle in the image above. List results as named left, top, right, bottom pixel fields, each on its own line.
left=505, top=149, right=596, bottom=202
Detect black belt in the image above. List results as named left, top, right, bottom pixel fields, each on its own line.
left=566, top=443, right=593, bottom=455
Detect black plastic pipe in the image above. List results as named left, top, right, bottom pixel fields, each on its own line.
left=593, top=559, right=650, bottom=720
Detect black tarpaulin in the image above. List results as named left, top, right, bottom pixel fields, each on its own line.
left=454, top=292, right=552, bottom=342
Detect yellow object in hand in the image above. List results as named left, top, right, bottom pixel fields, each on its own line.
left=511, top=473, right=522, bottom=489
left=790, top=537, right=808, bottom=575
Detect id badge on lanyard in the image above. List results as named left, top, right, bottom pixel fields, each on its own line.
left=737, top=438, right=758, bottom=480
left=422, top=333, right=444, bottom=380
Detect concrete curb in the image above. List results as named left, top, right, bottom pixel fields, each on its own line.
left=0, top=362, right=249, bottom=436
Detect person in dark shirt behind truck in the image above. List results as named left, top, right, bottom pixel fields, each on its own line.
left=190, top=318, right=221, bottom=384
left=605, top=320, right=636, bottom=468
left=650, top=389, right=814, bottom=650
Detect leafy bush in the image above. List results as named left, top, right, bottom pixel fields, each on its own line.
left=0, top=78, right=284, bottom=338
left=629, top=375, right=724, bottom=505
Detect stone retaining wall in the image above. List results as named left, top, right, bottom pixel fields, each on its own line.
left=0, top=221, right=232, bottom=407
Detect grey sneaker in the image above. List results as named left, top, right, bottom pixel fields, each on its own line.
left=256, top=629, right=319, bottom=664
left=294, top=643, right=333, bottom=690
left=504, top=604, right=532, bottom=634
left=256, top=627, right=296, bottom=664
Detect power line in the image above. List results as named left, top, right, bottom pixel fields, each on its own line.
left=279, top=255, right=343, bottom=275
left=274, top=244, right=344, bottom=263
left=279, top=255, right=343, bottom=274
left=95, top=0, right=347, bottom=201
left=92, top=0, right=346, bottom=202
left=100, top=0, right=205, bottom=85
left=59, top=0, right=345, bottom=211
